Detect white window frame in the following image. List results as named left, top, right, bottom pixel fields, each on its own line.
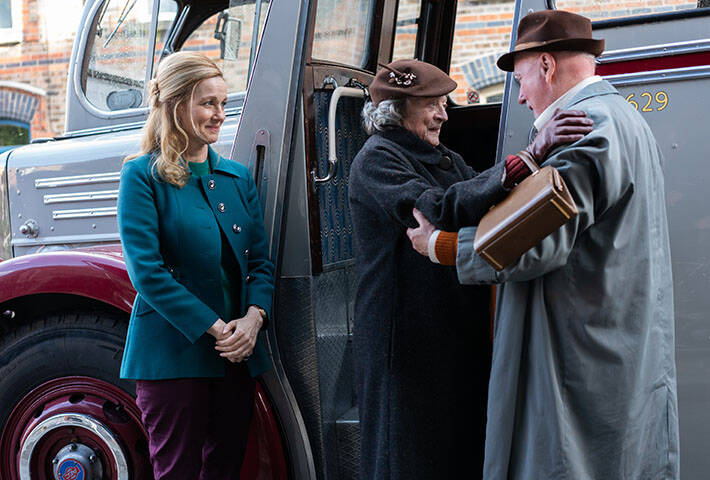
left=479, top=83, right=505, bottom=105
left=0, top=0, right=22, bottom=45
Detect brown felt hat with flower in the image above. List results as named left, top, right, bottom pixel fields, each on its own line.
left=496, top=10, right=605, bottom=72
left=369, top=59, right=457, bottom=106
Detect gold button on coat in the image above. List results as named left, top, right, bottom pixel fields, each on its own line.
left=208, top=179, right=215, bottom=189
left=232, top=224, right=241, bottom=233
left=218, top=202, right=225, bottom=212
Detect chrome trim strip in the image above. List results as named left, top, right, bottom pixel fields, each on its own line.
left=35, top=172, right=121, bottom=188
left=63, top=121, right=145, bottom=137
left=11, top=232, right=121, bottom=247
left=605, top=65, right=710, bottom=87
left=599, top=39, right=710, bottom=64
left=592, top=8, right=710, bottom=30
left=225, top=104, right=243, bottom=116
left=53, top=206, right=117, bottom=220
left=44, top=189, right=118, bottom=204
left=19, top=413, right=129, bottom=480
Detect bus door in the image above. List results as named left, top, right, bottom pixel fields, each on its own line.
left=229, top=0, right=319, bottom=478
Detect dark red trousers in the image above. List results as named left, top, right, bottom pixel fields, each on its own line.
left=135, top=363, right=255, bottom=480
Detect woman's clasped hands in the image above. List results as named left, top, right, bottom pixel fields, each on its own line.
left=207, top=306, right=263, bottom=362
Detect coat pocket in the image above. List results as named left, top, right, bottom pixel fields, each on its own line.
left=133, top=295, right=155, bottom=316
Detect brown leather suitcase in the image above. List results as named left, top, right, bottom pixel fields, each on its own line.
left=474, top=164, right=578, bottom=271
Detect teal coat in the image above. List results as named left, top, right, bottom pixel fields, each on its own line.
left=117, top=147, right=274, bottom=380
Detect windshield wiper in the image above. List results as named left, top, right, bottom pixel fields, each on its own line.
left=103, top=0, right=138, bottom=48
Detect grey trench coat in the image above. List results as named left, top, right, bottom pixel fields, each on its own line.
left=349, top=127, right=507, bottom=479
left=456, top=80, right=679, bottom=479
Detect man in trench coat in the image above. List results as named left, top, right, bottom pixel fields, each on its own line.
left=408, top=10, right=679, bottom=479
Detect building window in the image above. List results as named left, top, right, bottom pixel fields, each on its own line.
left=311, top=0, right=377, bottom=68
left=0, top=120, right=30, bottom=146
left=0, top=0, right=22, bottom=44
left=0, top=0, right=11, bottom=28
left=392, top=0, right=421, bottom=61
left=449, top=1, right=515, bottom=105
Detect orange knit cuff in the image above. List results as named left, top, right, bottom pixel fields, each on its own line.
left=434, top=231, right=458, bottom=266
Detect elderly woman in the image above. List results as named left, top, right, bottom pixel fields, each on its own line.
left=348, top=59, right=592, bottom=479
left=117, top=52, right=274, bottom=478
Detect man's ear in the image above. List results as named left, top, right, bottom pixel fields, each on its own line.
left=539, top=52, right=556, bottom=84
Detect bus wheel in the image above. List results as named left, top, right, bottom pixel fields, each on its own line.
left=0, top=310, right=152, bottom=479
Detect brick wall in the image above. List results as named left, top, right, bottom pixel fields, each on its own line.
left=0, top=0, right=78, bottom=139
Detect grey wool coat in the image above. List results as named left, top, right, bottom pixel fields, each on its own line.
left=456, top=80, right=679, bottom=479
left=349, top=126, right=507, bottom=479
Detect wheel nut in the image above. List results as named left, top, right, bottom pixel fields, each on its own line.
left=89, top=454, right=97, bottom=463
left=52, top=458, right=59, bottom=465
left=69, top=443, right=77, bottom=451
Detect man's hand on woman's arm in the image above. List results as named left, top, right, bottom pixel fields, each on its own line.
left=505, top=109, right=594, bottom=188
left=407, top=209, right=438, bottom=257
left=407, top=209, right=457, bottom=266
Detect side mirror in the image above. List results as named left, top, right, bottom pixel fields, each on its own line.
left=214, top=11, right=242, bottom=61
left=106, top=88, right=143, bottom=111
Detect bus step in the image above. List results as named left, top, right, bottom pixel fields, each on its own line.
left=335, top=406, right=360, bottom=480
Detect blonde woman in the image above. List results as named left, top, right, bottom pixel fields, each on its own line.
left=117, top=51, right=274, bottom=478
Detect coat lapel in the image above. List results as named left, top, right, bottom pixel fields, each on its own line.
left=198, top=148, right=250, bottom=280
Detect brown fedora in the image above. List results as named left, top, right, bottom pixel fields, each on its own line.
left=369, top=59, right=457, bottom=106
left=497, top=10, right=604, bottom=72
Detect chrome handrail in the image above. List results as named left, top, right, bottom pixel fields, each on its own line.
left=311, top=86, right=366, bottom=186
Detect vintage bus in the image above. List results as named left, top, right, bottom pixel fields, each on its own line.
left=0, top=0, right=708, bottom=477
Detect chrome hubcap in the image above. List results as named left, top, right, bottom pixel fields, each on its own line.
left=19, top=413, right=128, bottom=480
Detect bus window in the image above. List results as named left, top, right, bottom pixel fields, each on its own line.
left=84, top=0, right=155, bottom=111
left=180, top=0, right=270, bottom=95
left=555, top=0, right=698, bottom=21
left=392, top=0, right=421, bottom=61
left=311, top=0, right=377, bottom=67
left=449, top=0, right=515, bottom=105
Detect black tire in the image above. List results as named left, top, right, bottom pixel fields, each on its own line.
left=0, top=309, right=152, bottom=478
left=0, top=310, right=133, bottom=426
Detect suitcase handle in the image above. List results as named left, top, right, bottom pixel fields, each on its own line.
left=517, top=149, right=540, bottom=174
